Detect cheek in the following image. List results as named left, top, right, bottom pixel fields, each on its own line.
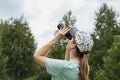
left=66, top=43, right=73, bottom=49
left=66, top=43, right=71, bottom=49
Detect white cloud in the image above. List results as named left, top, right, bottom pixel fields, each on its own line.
left=0, top=0, right=120, bottom=49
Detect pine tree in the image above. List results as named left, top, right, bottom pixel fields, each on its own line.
left=104, top=35, right=120, bottom=80
left=0, top=22, right=10, bottom=80
left=89, top=3, right=120, bottom=80
left=1, top=17, right=37, bottom=80
left=94, top=35, right=120, bottom=80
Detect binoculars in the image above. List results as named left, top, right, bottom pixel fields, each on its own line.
left=57, top=23, right=78, bottom=40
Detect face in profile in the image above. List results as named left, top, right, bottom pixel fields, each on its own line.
left=66, top=37, right=76, bottom=50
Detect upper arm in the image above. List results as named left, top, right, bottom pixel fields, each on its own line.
left=33, top=55, right=46, bottom=68
left=33, top=55, right=66, bottom=76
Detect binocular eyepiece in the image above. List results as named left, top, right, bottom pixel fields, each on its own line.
left=57, top=23, right=78, bottom=40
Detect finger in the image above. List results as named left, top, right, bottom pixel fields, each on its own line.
left=59, top=27, right=62, bottom=30
left=63, top=28, right=70, bottom=34
left=68, top=37, right=74, bottom=43
left=60, top=27, right=67, bottom=33
left=71, top=37, right=74, bottom=41
left=64, top=28, right=69, bottom=31
left=62, top=26, right=68, bottom=29
left=64, top=27, right=69, bottom=30
left=58, top=27, right=63, bottom=33
left=62, top=27, right=66, bottom=30
left=68, top=40, right=71, bottom=44
left=68, top=38, right=73, bottom=43
left=62, top=27, right=69, bottom=32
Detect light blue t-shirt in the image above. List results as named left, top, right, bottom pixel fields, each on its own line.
left=46, top=58, right=81, bottom=80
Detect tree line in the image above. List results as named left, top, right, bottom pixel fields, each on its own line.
left=0, top=3, right=120, bottom=80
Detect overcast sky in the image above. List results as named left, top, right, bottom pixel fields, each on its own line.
left=0, top=0, right=120, bottom=49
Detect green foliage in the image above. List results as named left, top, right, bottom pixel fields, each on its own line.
left=0, top=17, right=37, bottom=80
left=94, top=70, right=108, bottom=80
left=48, top=42, right=66, bottom=59
left=89, top=3, right=120, bottom=80
left=95, top=35, right=120, bottom=80
left=103, top=35, right=120, bottom=80
left=0, top=23, right=10, bottom=79
left=60, top=10, right=76, bottom=28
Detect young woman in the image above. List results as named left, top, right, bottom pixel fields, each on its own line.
left=33, top=27, right=93, bottom=80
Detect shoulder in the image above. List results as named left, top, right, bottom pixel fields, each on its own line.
left=46, top=58, right=70, bottom=68
left=46, top=58, right=69, bottom=75
left=46, top=58, right=68, bottom=64
left=63, top=60, right=80, bottom=69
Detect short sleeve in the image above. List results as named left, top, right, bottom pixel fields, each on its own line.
left=46, top=58, right=66, bottom=76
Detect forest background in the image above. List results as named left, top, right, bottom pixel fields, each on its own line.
left=0, top=2, right=120, bottom=80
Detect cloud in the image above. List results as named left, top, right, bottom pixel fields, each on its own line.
left=0, top=0, right=120, bottom=49
left=0, top=0, right=24, bottom=19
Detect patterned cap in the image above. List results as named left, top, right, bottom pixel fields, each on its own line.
left=75, top=31, right=94, bottom=52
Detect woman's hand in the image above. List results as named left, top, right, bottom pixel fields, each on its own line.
left=66, top=37, right=76, bottom=50
left=55, top=27, right=70, bottom=40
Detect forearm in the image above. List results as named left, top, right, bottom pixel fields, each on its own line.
left=65, top=50, right=70, bottom=61
left=34, top=37, right=61, bottom=57
left=33, top=37, right=61, bottom=68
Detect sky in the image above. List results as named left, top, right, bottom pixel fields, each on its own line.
left=0, top=0, right=120, bottom=49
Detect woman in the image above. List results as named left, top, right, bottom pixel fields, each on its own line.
left=33, top=27, right=93, bottom=80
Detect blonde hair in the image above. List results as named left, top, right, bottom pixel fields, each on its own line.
left=79, top=56, right=88, bottom=80
left=76, top=46, right=89, bottom=80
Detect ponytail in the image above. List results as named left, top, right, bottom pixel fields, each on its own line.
left=76, top=47, right=89, bottom=80
left=80, top=56, right=88, bottom=80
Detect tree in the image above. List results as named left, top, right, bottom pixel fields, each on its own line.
left=1, top=17, right=37, bottom=80
left=89, top=3, right=120, bottom=80
left=0, top=23, right=10, bottom=79
left=94, top=35, right=120, bottom=80
left=103, top=35, right=120, bottom=80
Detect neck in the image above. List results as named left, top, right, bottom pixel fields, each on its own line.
left=69, top=50, right=80, bottom=61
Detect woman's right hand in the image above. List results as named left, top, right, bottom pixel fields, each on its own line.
left=55, top=27, right=70, bottom=40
